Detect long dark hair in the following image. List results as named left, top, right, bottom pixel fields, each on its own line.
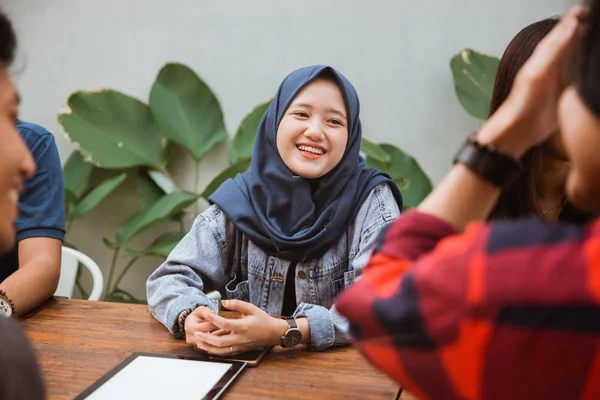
left=488, top=18, right=591, bottom=224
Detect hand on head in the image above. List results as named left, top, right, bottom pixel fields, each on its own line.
left=483, top=6, right=589, bottom=156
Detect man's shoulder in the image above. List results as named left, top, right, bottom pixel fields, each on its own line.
left=16, top=119, right=55, bottom=150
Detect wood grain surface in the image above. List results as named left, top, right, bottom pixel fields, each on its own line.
left=22, top=298, right=413, bottom=399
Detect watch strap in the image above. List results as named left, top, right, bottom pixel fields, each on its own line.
left=285, top=317, right=298, bottom=330
left=453, top=133, right=521, bottom=188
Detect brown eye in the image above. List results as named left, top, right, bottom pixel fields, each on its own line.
left=330, top=119, right=342, bottom=126
left=294, top=112, right=309, bottom=118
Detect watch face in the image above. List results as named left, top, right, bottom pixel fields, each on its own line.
left=0, top=297, right=12, bottom=318
left=283, top=328, right=302, bottom=348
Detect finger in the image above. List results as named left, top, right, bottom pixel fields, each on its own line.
left=195, top=320, right=218, bottom=333
left=210, top=328, right=232, bottom=336
left=221, top=299, right=258, bottom=315
left=201, top=311, right=239, bottom=332
left=196, top=340, right=248, bottom=356
left=191, top=305, right=215, bottom=317
left=195, top=331, right=236, bottom=348
left=529, top=7, right=587, bottom=71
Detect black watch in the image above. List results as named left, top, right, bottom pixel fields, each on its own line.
left=453, top=134, right=521, bottom=188
left=281, top=318, right=302, bottom=348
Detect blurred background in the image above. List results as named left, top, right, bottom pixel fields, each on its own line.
left=4, top=0, right=578, bottom=301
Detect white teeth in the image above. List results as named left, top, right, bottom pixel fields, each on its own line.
left=8, top=190, right=18, bottom=205
left=297, top=145, right=324, bottom=155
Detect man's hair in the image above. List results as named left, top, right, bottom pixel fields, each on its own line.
left=0, top=9, right=16, bottom=67
left=579, top=0, right=600, bottom=116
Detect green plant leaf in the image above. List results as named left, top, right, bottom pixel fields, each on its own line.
left=123, top=231, right=185, bottom=258
left=105, top=288, right=147, bottom=304
left=137, top=170, right=165, bottom=209
left=150, top=63, right=227, bottom=162
left=58, top=89, right=168, bottom=169
left=63, top=150, right=94, bottom=204
left=201, top=158, right=251, bottom=199
left=360, top=138, right=391, bottom=163
left=450, top=49, right=500, bottom=120
left=116, top=191, right=199, bottom=245
left=229, top=99, right=272, bottom=164
left=367, top=144, right=433, bottom=209
left=147, top=169, right=177, bottom=194
left=69, top=173, right=127, bottom=220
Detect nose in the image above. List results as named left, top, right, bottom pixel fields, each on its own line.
left=304, top=119, right=325, bottom=141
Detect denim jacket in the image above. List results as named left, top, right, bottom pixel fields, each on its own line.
left=147, top=183, right=400, bottom=350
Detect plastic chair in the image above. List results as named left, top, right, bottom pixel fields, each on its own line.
left=56, top=247, right=104, bottom=301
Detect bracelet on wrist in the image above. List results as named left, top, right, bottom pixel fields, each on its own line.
left=178, top=308, right=195, bottom=337
left=453, top=133, right=522, bottom=188
left=0, top=290, right=15, bottom=318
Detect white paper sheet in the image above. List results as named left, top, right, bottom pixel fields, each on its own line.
left=84, top=356, right=233, bottom=400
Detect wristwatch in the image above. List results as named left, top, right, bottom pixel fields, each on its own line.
left=453, top=133, right=521, bottom=188
left=281, top=318, right=302, bottom=348
left=0, top=290, right=14, bottom=318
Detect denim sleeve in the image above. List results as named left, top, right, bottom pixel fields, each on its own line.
left=294, top=183, right=401, bottom=350
left=146, top=207, right=230, bottom=339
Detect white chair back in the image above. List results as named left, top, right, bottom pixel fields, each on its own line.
left=56, top=247, right=104, bottom=301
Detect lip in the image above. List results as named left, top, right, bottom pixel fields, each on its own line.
left=296, top=142, right=327, bottom=153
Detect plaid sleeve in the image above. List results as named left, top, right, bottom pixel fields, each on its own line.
left=337, top=210, right=600, bottom=400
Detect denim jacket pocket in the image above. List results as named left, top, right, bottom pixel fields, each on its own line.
left=343, top=270, right=356, bottom=288
left=225, top=273, right=249, bottom=301
left=331, top=270, right=357, bottom=299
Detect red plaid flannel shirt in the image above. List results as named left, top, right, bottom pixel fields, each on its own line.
left=337, top=210, right=600, bottom=400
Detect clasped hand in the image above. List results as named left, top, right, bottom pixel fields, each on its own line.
left=184, top=300, right=288, bottom=356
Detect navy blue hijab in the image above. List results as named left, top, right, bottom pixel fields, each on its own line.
left=209, top=65, right=402, bottom=261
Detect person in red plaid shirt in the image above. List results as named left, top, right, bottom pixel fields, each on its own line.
left=337, top=3, right=600, bottom=400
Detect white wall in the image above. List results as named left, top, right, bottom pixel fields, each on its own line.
left=3, top=0, right=577, bottom=299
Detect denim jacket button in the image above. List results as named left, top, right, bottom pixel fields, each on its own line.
left=297, top=271, right=307, bottom=280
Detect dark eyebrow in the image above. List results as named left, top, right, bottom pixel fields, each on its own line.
left=290, top=102, right=347, bottom=120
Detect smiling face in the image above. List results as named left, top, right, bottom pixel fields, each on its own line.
left=0, top=68, right=35, bottom=251
left=276, top=77, right=349, bottom=179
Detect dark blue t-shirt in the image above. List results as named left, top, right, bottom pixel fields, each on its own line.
left=0, top=120, right=65, bottom=283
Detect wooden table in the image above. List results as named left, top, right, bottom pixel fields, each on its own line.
left=23, top=298, right=408, bottom=399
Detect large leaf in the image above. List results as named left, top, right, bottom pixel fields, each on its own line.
left=70, top=173, right=127, bottom=220
left=63, top=150, right=94, bottom=205
left=229, top=99, right=272, bottom=164
left=201, top=158, right=251, bottom=199
left=116, top=191, right=199, bottom=245
left=367, top=144, right=432, bottom=209
left=450, top=49, right=500, bottom=120
left=150, top=63, right=227, bottom=162
left=360, top=138, right=391, bottom=163
left=123, top=231, right=185, bottom=258
left=137, top=170, right=165, bottom=209
left=58, top=89, right=167, bottom=169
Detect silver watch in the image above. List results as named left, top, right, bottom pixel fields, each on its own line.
left=281, top=318, right=302, bottom=348
left=0, top=290, right=14, bottom=318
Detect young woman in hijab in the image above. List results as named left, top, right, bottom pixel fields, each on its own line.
left=147, top=65, right=403, bottom=355
left=489, top=17, right=592, bottom=223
